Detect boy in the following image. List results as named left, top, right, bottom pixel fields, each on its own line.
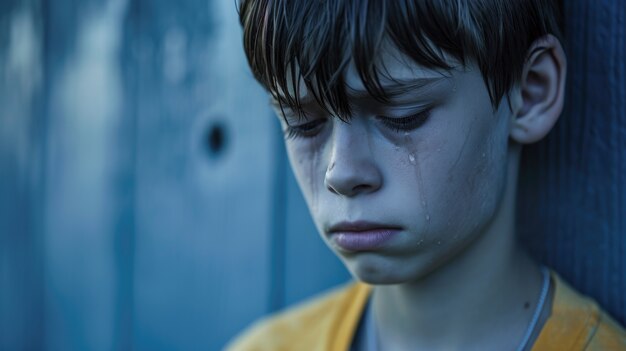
left=229, top=0, right=626, bottom=350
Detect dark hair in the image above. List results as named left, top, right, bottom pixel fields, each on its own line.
left=239, top=0, right=562, bottom=119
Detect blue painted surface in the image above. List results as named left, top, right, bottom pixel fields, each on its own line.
left=518, top=0, right=626, bottom=327
left=0, top=3, right=46, bottom=350
left=127, top=0, right=275, bottom=349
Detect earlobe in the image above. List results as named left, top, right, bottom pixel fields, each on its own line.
left=511, top=34, right=567, bottom=144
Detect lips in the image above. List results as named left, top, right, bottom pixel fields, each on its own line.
left=327, top=221, right=402, bottom=251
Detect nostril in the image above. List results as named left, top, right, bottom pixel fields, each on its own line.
left=325, top=177, right=339, bottom=194
left=352, top=184, right=372, bottom=193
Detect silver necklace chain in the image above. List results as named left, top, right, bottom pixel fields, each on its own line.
left=516, top=266, right=550, bottom=351
left=367, top=266, right=551, bottom=351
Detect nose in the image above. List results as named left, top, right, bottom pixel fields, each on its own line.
left=324, top=120, right=383, bottom=197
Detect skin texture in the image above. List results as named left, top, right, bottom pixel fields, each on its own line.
left=275, top=35, right=566, bottom=350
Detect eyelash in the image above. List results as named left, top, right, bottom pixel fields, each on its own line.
left=284, top=119, right=327, bottom=140
left=283, top=109, right=432, bottom=140
left=376, top=109, right=432, bottom=133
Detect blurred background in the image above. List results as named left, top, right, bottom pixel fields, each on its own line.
left=0, top=0, right=624, bottom=350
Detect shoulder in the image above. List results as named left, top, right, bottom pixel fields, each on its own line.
left=534, top=272, right=626, bottom=350
left=225, top=281, right=371, bottom=351
left=586, top=310, right=626, bottom=350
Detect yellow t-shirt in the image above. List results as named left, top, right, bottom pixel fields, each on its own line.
left=227, top=272, right=626, bottom=350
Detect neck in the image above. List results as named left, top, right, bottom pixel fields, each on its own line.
left=372, top=148, right=544, bottom=350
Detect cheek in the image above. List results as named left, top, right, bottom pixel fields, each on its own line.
left=445, top=146, right=505, bottom=232
left=418, top=115, right=509, bottom=234
left=285, top=140, right=327, bottom=214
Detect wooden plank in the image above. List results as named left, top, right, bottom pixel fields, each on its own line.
left=0, top=1, right=45, bottom=349
left=40, top=0, right=132, bottom=349
left=130, top=0, right=276, bottom=349
left=518, top=0, right=626, bottom=327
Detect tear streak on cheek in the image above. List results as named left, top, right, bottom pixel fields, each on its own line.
left=403, top=134, right=431, bottom=237
left=310, top=150, right=320, bottom=214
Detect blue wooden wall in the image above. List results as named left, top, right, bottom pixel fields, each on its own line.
left=0, top=0, right=623, bottom=350
left=517, top=0, right=626, bottom=330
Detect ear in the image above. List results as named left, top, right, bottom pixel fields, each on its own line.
left=510, top=34, right=567, bottom=144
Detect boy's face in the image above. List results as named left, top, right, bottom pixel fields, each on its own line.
left=275, top=49, right=514, bottom=284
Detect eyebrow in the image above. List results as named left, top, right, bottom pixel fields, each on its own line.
left=347, top=77, right=448, bottom=99
left=269, top=77, right=448, bottom=108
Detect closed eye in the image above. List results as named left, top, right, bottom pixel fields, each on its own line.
left=284, top=118, right=327, bottom=140
left=376, top=109, right=432, bottom=132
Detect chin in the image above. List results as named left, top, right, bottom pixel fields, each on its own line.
left=342, top=253, right=436, bottom=285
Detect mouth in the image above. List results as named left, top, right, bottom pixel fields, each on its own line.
left=327, top=221, right=402, bottom=251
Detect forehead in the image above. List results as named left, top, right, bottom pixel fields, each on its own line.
left=344, top=44, right=455, bottom=93
left=277, top=44, right=460, bottom=106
